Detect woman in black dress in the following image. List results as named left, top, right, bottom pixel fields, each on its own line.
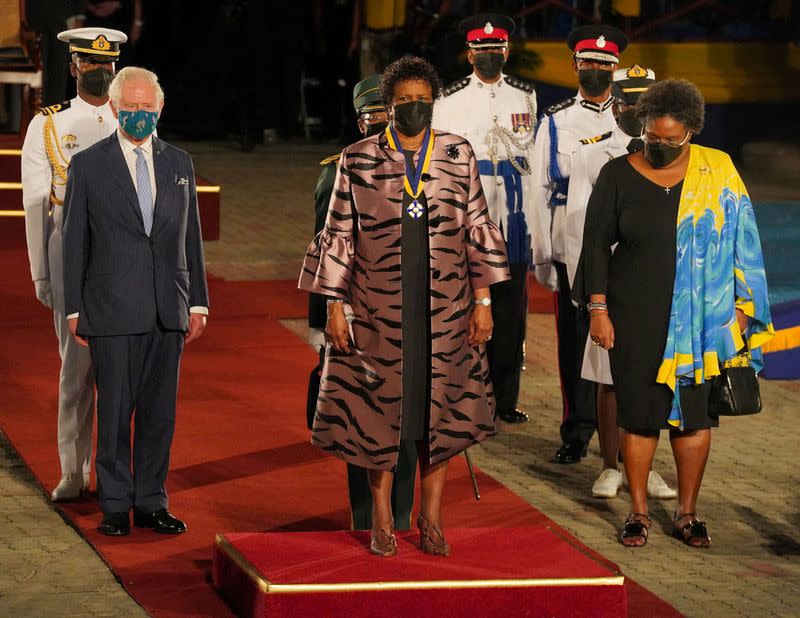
left=573, top=80, right=773, bottom=548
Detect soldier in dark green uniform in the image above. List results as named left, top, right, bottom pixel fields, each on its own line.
left=306, top=75, right=418, bottom=531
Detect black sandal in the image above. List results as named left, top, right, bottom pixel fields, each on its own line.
left=620, top=513, right=651, bottom=547
left=672, top=512, right=711, bottom=549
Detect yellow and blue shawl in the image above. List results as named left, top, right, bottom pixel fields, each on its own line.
left=656, top=145, right=775, bottom=429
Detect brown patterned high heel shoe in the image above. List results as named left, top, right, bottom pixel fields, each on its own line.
left=369, top=521, right=397, bottom=557
left=417, top=514, right=450, bottom=556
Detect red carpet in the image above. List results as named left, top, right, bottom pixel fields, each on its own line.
left=0, top=247, right=677, bottom=617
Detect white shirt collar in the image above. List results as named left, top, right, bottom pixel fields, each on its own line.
left=471, top=72, right=506, bottom=88
left=72, top=94, right=111, bottom=113
left=117, top=128, right=153, bottom=155
left=575, top=91, right=614, bottom=112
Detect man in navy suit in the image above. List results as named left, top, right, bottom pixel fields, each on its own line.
left=63, top=66, right=209, bottom=536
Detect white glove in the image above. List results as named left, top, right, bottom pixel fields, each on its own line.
left=34, top=279, right=54, bottom=309
left=534, top=263, right=558, bottom=292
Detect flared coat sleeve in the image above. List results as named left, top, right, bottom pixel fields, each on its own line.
left=298, top=150, right=355, bottom=300
left=570, top=161, right=618, bottom=306
left=464, top=145, right=511, bottom=289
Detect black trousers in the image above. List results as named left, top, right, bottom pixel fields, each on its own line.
left=486, top=262, right=528, bottom=414
left=554, top=261, right=597, bottom=444
left=89, top=323, right=184, bottom=514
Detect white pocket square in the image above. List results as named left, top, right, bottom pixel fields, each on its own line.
left=177, top=177, right=189, bottom=186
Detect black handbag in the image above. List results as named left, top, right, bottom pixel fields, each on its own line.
left=710, top=351, right=762, bottom=416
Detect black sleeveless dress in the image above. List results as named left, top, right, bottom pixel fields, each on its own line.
left=399, top=150, right=431, bottom=441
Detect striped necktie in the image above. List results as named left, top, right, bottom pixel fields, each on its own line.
left=134, top=146, right=153, bottom=235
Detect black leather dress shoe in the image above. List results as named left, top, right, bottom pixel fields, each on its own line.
left=98, top=512, right=130, bottom=536
left=498, top=409, right=530, bottom=424
left=133, top=508, right=187, bottom=534
left=554, top=440, right=588, bottom=464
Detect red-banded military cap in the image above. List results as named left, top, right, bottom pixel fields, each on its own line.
left=567, top=25, right=628, bottom=64
left=458, top=14, right=516, bottom=49
left=57, top=27, right=127, bottom=63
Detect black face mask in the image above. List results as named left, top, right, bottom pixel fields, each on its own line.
left=474, top=52, right=505, bottom=80
left=79, top=67, right=114, bottom=97
left=364, top=121, right=388, bottom=137
left=617, top=109, right=643, bottom=138
left=392, top=100, right=433, bottom=137
left=578, top=69, right=612, bottom=98
left=644, top=141, right=686, bottom=168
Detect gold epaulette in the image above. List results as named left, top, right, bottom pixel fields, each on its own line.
left=39, top=100, right=71, bottom=116
left=580, top=131, right=613, bottom=145
left=320, top=153, right=341, bottom=166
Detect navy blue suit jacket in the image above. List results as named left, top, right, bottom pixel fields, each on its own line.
left=63, top=132, right=209, bottom=336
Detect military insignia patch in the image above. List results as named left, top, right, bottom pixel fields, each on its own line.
left=626, top=64, right=647, bottom=78
left=446, top=144, right=459, bottom=160
left=92, top=35, right=111, bottom=51
left=511, top=113, right=531, bottom=133
left=61, top=134, right=79, bottom=150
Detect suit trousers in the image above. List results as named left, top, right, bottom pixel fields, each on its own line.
left=53, top=310, right=94, bottom=478
left=486, top=262, right=529, bottom=414
left=89, top=323, right=184, bottom=514
left=346, top=440, right=418, bottom=531
left=554, top=261, right=597, bottom=445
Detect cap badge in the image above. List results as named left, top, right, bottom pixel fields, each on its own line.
left=91, top=35, right=111, bottom=51
left=484, top=22, right=494, bottom=34
left=596, top=35, right=606, bottom=48
left=627, top=65, right=647, bottom=78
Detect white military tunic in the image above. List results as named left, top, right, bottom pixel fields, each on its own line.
left=528, top=93, right=615, bottom=289
left=563, top=125, right=638, bottom=385
left=432, top=73, right=537, bottom=258
left=21, top=95, right=117, bottom=479
left=23, top=96, right=116, bottom=311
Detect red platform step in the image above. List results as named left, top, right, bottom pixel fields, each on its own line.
left=213, top=527, right=627, bottom=617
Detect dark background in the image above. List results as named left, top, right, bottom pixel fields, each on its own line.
left=22, top=0, right=800, bottom=155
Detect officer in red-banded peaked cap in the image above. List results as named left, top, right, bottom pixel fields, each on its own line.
left=528, top=23, right=628, bottom=466
left=433, top=13, right=536, bottom=426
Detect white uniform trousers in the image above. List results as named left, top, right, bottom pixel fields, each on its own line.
left=48, top=204, right=94, bottom=478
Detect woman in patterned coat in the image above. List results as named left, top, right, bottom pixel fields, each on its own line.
left=299, top=57, right=510, bottom=557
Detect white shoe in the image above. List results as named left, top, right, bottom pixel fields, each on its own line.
left=592, top=468, right=623, bottom=498
left=647, top=470, right=677, bottom=499
left=51, top=473, right=89, bottom=502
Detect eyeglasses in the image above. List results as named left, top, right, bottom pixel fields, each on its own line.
left=361, top=111, right=389, bottom=125
left=575, top=59, right=614, bottom=70
left=640, top=129, right=691, bottom=148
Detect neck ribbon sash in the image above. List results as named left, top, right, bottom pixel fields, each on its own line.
left=386, top=125, right=434, bottom=219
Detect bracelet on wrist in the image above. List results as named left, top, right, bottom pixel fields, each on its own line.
left=326, top=298, right=344, bottom=306
left=587, top=301, right=608, bottom=311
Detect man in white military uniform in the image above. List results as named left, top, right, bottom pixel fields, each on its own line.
left=433, top=13, right=537, bottom=425
left=22, top=28, right=127, bottom=501
left=528, top=25, right=627, bottom=465
left=565, top=66, right=676, bottom=500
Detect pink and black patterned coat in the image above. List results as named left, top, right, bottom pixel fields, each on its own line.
left=298, top=130, right=510, bottom=471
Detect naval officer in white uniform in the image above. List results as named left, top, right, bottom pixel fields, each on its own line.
left=566, top=66, right=676, bottom=500
left=528, top=24, right=627, bottom=465
left=432, top=13, right=537, bottom=425
left=22, top=27, right=127, bottom=501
